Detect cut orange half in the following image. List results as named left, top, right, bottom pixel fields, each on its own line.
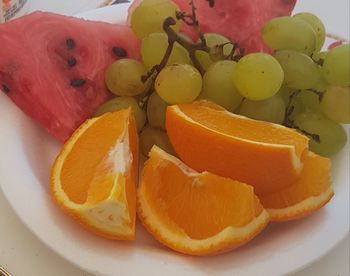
left=51, top=110, right=138, bottom=240
left=137, top=146, right=269, bottom=256
left=259, top=152, right=334, bottom=221
left=166, top=100, right=309, bottom=196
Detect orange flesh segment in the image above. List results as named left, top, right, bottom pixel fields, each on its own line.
left=141, top=147, right=264, bottom=240
left=86, top=174, right=116, bottom=205
left=60, top=111, right=129, bottom=204
left=179, top=102, right=308, bottom=158
left=85, top=111, right=138, bottom=227
left=166, top=101, right=310, bottom=195
left=124, top=118, right=138, bottom=226
left=260, top=152, right=333, bottom=213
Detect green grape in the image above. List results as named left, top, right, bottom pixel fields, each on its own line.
left=201, top=60, right=242, bottom=111
left=294, top=13, right=326, bottom=52
left=289, top=95, right=304, bottom=120
left=130, top=0, right=180, bottom=39
left=155, top=64, right=202, bottom=104
left=277, top=85, right=293, bottom=105
left=105, top=59, right=151, bottom=96
left=232, top=53, right=284, bottom=101
left=147, top=92, right=168, bottom=129
left=295, top=90, right=320, bottom=110
left=312, top=69, right=329, bottom=92
left=239, top=94, right=286, bottom=124
left=94, top=97, right=146, bottom=131
left=195, top=33, right=231, bottom=71
left=320, top=86, right=350, bottom=124
left=141, top=33, right=191, bottom=69
left=294, top=112, right=347, bottom=157
left=312, top=52, right=329, bottom=92
left=274, top=50, right=320, bottom=89
left=140, top=125, right=175, bottom=156
left=262, top=16, right=317, bottom=55
left=322, top=44, right=350, bottom=86
left=290, top=90, right=320, bottom=119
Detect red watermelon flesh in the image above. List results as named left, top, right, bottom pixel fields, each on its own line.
left=170, top=0, right=297, bottom=53
left=0, top=12, right=140, bottom=142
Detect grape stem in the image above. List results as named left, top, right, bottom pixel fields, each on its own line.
left=175, top=0, right=243, bottom=71
left=283, top=89, right=300, bottom=128
left=142, top=0, right=242, bottom=81
left=313, top=58, right=324, bottom=66
left=177, top=0, right=206, bottom=46
left=282, top=89, right=321, bottom=143
left=307, top=88, right=324, bottom=102
left=293, top=125, right=321, bottom=143
left=141, top=28, right=176, bottom=82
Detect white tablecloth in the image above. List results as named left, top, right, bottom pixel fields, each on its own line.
left=0, top=0, right=349, bottom=275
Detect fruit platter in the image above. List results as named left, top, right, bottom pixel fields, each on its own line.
left=0, top=1, right=349, bottom=275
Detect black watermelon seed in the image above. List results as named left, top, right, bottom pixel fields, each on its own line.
left=1, top=84, right=10, bottom=93
left=66, top=38, right=75, bottom=50
left=112, top=47, right=127, bottom=58
left=67, top=57, right=77, bottom=67
left=207, top=0, right=215, bottom=7
left=70, top=79, right=86, bottom=87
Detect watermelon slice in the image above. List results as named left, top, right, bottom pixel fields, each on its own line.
left=0, top=12, right=140, bottom=142
left=130, top=0, right=297, bottom=53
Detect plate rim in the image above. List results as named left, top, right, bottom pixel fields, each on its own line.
left=0, top=3, right=349, bottom=276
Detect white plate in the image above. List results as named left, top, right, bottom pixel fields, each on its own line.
left=0, top=3, right=349, bottom=276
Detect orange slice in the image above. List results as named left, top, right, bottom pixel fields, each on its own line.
left=51, top=110, right=138, bottom=240
left=166, top=100, right=309, bottom=196
left=137, top=146, right=269, bottom=256
left=259, top=152, right=334, bottom=221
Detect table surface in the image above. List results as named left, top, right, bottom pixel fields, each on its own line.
left=1, top=1, right=349, bottom=275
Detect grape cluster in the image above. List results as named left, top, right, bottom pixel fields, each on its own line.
left=262, top=13, right=349, bottom=156
left=97, top=0, right=349, bottom=157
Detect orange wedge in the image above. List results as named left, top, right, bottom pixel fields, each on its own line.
left=259, top=152, right=334, bottom=221
left=51, top=110, right=138, bottom=240
left=137, top=146, right=269, bottom=256
left=166, top=100, right=309, bottom=196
